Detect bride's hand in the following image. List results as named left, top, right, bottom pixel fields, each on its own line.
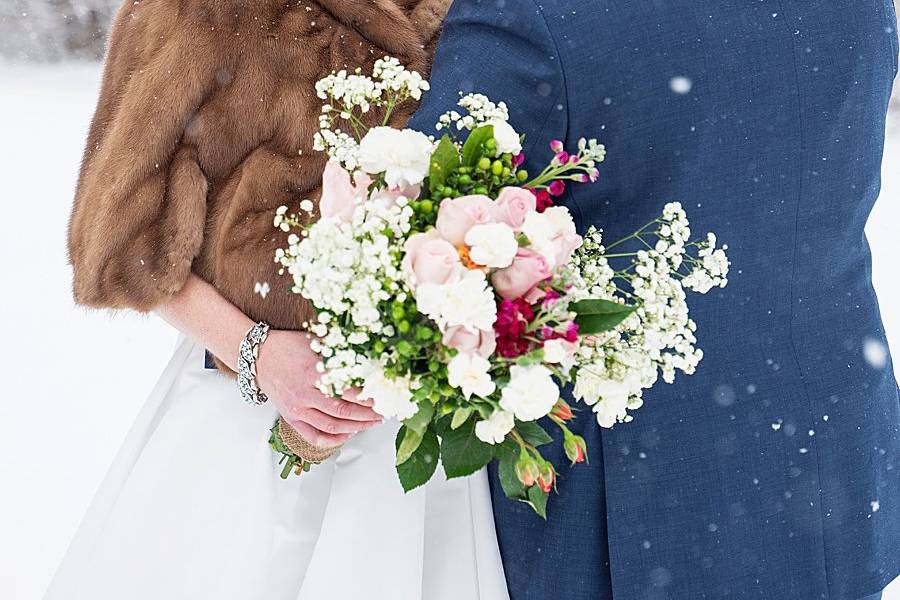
left=257, top=329, right=383, bottom=448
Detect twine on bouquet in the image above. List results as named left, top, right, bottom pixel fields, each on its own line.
left=277, top=417, right=341, bottom=464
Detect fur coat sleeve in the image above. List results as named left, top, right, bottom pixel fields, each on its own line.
left=68, top=0, right=449, bottom=317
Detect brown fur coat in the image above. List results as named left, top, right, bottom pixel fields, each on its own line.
left=68, top=0, right=449, bottom=332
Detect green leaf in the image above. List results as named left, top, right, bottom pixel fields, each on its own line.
left=496, top=449, right=528, bottom=501
left=396, top=427, right=440, bottom=492
left=403, top=401, right=435, bottom=435
left=514, top=421, right=553, bottom=447
left=461, top=124, right=494, bottom=167
left=526, top=485, right=549, bottom=519
left=571, top=298, right=637, bottom=334
left=396, top=426, right=424, bottom=465
left=450, top=407, right=474, bottom=430
left=440, top=418, right=495, bottom=479
left=428, top=135, right=461, bottom=195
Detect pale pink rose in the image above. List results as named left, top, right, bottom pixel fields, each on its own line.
left=491, top=248, right=551, bottom=300
left=552, top=233, right=583, bottom=267
left=435, top=194, right=495, bottom=246
left=319, top=160, right=370, bottom=222
left=491, top=187, right=537, bottom=231
left=442, top=325, right=497, bottom=359
left=402, top=229, right=464, bottom=289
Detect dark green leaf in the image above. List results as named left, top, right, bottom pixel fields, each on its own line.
left=496, top=450, right=528, bottom=501
left=396, top=427, right=440, bottom=492
left=514, top=421, right=553, bottom=447
left=461, top=125, right=494, bottom=167
left=526, top=485, right=549, bottom=519
left=396, top=426, right=424, bottom=465
left=403, top=401, right=435, bottom=435
left=428, top=135, right=460, bottom=195
left=440, top=418, right=495, bottom=479
left=571, top=298, right=637, bottom=334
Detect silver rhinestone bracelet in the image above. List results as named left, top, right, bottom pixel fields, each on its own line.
left=237, top=321, right=270, bottom=406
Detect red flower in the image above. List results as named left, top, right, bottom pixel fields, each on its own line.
left=532, top=189, right=554, bottom=213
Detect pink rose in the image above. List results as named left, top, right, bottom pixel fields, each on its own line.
left=491, top=248, right=551, bottom=301
left=319, top=160, right=370, bottom=222
left=442, top=325, right=497, bottom=359
left=491, top=187, right=537, bottom=231
left=435, top=194, right=495, bottom=246
left=553, top=232, right=583, bottom=267
left=402, top=230, right=463, bottom=289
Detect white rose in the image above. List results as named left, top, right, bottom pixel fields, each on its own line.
left=359, top=368, right=416, bottom=420
left=416, top=270, right=497, bottom=333
left=447, top=353, right=496, bottom=399
left=475, top=409, right=515, bottom=444
left=465, top=222, right=518, bottom=269
left=499, top=364, right=559, bottom=422
left=358, top=127, right=433, bottom=189
left=487, top=119, right=522, bottom=155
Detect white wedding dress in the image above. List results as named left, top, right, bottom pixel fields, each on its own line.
left=45, top=337, right=509, bottom=600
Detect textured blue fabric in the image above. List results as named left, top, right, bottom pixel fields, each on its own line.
left=408, top=1, right=900, bottom=598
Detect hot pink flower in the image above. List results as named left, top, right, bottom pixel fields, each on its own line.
left=491, top=248, right=551, bottom=301
left=549, top=140, right=564, bottom=153
left=491, top=187, right=537, bottom=231
left=548, top=180, right=566, bottom=197
left=511, top=152, right=526, bottom=168
left=494, top=299, right=535, bottom=358
left=435, top=194, right=495, bottom=246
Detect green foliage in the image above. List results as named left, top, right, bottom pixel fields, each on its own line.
left=428, top=135, right=461, bottom=196
left=461, top=125, right=495, bottom=167
left=571, top=298, right=637, bottom=334
left=526, top=485, right=549, bottom=519
left=440, top=418, right=495, bottom=479
left=396, top=427, right=440, bottom=492
left=515, top=421, right=554, bottom=447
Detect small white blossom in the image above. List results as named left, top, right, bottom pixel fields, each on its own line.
left=416, top=270, right=497, bottom=334
left=500, top=365, right=560, bottom=422
left=475, top=409, right=515, bottom=444
left=360, top=368, right=416, bottom=420
left=487, top=119, right=522, bottom=155
left=447, top=353, right=496, bottom=399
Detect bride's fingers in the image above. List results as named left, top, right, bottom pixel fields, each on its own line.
left=341, top=387, right=375, bottom=408
left=297, top=408, right=382, bottom=436
left=287, top=419, right=351, bottom=449
left=310, top=393, right=381, bottom=421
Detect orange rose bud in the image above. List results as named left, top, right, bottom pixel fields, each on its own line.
left=550, top=399, right=574, bottom=421
left=564, top=434, right=587, bottom=465
left=515, top=451, right=540, bottom=488
left=537, top=461, right=556, bottom=493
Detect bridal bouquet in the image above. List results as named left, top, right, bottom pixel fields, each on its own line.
left=270, top=58, right=729, bottom=516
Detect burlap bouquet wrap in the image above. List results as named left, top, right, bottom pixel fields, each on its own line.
left=277, top=417, right=341, bottom=464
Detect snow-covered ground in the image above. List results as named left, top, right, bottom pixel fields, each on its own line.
left=0, top=63, right=897, bottom=600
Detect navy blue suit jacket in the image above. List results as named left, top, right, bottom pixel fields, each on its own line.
left=408, top=1, right=900, bottom=599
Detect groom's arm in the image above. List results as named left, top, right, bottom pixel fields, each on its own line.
left=408, top=0, right=567, bottom=163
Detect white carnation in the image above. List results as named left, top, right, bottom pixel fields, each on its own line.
left=416, top=270, right=497, bottom=333
left=487, top=119, right=522, bottom=155
left=465, top=222, right=518, bottom=269
left=447, top=353, right=496, bottom=399
left=499, top=365, right=559, bottom=422
left=475, top=409, right=515, bottom=444
left=358, top=127, right=433, bottom=189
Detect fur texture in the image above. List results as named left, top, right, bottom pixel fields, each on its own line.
left=68, top=0, right=450, bottom=336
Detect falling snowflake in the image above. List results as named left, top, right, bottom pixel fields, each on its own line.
left=254, top=281, right=271, bottom=299
left=669, top=76, right=693, bottom=94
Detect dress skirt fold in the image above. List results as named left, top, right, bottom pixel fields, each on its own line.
left=45, top=338, right=509, bottom=600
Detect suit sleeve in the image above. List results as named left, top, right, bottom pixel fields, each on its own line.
left=407, top=0, right=567, bottom=164
left=67, top=3, right=216, bottom=312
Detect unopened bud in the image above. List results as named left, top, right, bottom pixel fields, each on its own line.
left=537, top=461, right=556, bottom=493
left=515, top=450, right=540, bottom=488
left=550, top=399, right=574, bottom=421
left=564, top=434, right=587, bottom=465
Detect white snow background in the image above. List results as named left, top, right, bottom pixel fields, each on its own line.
left=0, top=63, right=897, bottom=599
